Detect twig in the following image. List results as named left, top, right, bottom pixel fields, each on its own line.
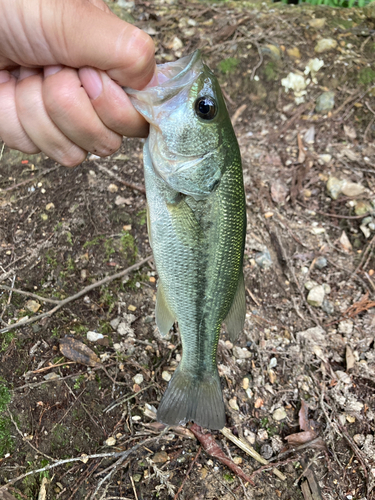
left=297, top=201, right=371, bottom=220
left=221, top=427, right=286, bottom=481
left=173, top=446, right=201, bottom=500
left=0, top=285, right=61, bottom=304
left=130, top=475, right=139, bottom=500
left=90, top=428, right=170, bottom=499
left=1, top=165, right=61, bottom=192
left=250, top=40, right=263, bottom=81
left=0, top=255, right=152, bottom=335
left=190, top=424, right=255, bottom=486
left=0, top=431, right=169, bottom=493
left=7, top=410, right=55, bottom=462
left=103, top=384, right=154, bottom=413
left=95, top=163, right=146, bottom=195
left=293, top=452, right=321, bottom=486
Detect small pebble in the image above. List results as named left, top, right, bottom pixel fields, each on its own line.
left=229, top=397, right=239, bottom=411
left=261, top=444, right=273, bottom=460
left=87, top=331, right=104, bottom=342
left=233, top=346, right=251, bottom=359
left=107, top=183, right=118, bottom=193
left=162, top=371, right=171, bottom=382
left=322, top=298, right=334, bottom=315
left=323, top=284, right=331, bottom=294
left=257, top=429, right=268, bottom=441
left=307, top=285, right=325, bottom=307
left=314, top=256, right=327, bottom=269
left=314, top=38, right=338, bottom=53
left=133, top=374, right=144, bottom=385
left=254, top=249, right=272, bottom=269
left=233, top=456, right=242, bottom=465
left=339, top=320, right=353, bottom=335
left=304, top=280, right=318, bottom=291
left=152, top=451, right=169, bottom=464
left=273, top=407, right=287, bottom=421
left=25, top=300, right=40, bottom=313
left=105, top=437, right=116, bottom=446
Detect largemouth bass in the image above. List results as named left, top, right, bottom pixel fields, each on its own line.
left=127, top=51, right=246, bottom=430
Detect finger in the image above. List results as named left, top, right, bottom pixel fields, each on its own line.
left=0, top=70, right=39, bottom=154
left=15, top=71, right=87, bottom=167
left=43, top=66, right=122, bottom=156
left=79, top=67, right=149, bottom=138
left=4, top=0, right=155, bottom=89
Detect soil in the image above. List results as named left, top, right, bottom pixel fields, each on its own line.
left=1, top=0, right=375, bottom=499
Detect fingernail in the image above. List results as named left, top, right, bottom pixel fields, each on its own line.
left=79, top=67, right=103, bottom=100
left=0, top=70, right=11, bottom=84
left=44, top=65, right=63, bottom=77
left=19, top=67, right=41, bottom=81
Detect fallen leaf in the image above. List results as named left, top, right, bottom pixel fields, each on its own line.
left=346, top=346, right=355, bottom=371
left=339, top=231, right=352, bottom=253
left=59, top=337, right=100, bottom=367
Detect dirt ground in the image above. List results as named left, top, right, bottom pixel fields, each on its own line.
left=1, top=0, right=375, bottom=499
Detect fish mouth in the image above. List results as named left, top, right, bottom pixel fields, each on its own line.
left=125, top=50, right=204, bottom=118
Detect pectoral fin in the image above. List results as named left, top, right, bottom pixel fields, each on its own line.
left=224, top=271, right=246, bottom=342
left=156, top=283, right=175, bottom=336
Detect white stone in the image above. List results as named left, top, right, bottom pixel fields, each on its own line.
left=87, top=331, right=104, bottom=342
left=105, top=437, right=116, bottom=446
left=273, top=407, right=287, bottom=421
left=338, top=320, right=353, bottom=335
left=233, top=346, right=252, bottom=359
left=133, top=374, right=144, bottom=385
left=162, top=371, right=171, bottom=382
left=307, top=285, right=325, bottom=307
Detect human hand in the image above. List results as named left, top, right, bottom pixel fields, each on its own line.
left=0, top=0, right=155, bottom=166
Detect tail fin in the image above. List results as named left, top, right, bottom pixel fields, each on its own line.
left=157, top=366, right=225, bottom=430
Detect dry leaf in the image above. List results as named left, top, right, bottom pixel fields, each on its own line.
left=346, top=346, right=355, bottom=371
left=339, top=231, right=352, bottom=253
left=271, top=179, right=288, bottom=204
left=59, top=337, right=100, bottom=367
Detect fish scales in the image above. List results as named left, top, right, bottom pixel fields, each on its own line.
left=127, top=51, right=246, bottom=429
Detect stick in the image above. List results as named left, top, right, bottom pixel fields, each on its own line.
left=173, top=446, right=201, bottom=500
left=221, top=427, right=286, bottom=481
left=0, top=285, right=61, bottom=304
left=0, top=255, right=152, bottom=335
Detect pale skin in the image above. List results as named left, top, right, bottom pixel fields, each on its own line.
left=0, top=0, right=156, bottom=167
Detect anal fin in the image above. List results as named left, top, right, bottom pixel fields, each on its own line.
left=155, top=283, right=175, bottom=336
left=224, top=270, right=246, bottom=342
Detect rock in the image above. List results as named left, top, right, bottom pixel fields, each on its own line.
left=118, top=322, right=133, bottom=336
left=271, top=179, right=288, bottom=204
left=323, top=284, right=331, bottom=294
left=271, top=435, right=284, bottom=453
left=257, top=429, right=268, bottom=441
left=355, top=200, right=373, bottom=216
left=242, top=377, right=250, bottom=390
left=305, top=280, right=318, bottom=291
left=314, top=256, right=327, bottom=269
left=162, top=370, right=171, bottom=382
left=326, top=176, right=344, bottom=200
left=229, top=397, right=239, bottom=411
left=170, top=36, right=183, bottom=51
left=263, top=44, right=281, bottom=60
left=304, top=58, right=324, bottom=78
left=133, top=374, right=144, bottom=385
left=297, top=326, right=326, bottom=346
left=338, top=320, right=353, bottom=335
left=316, top=91, right=335, bottom=113
left=353, top=434, right=365, bottom=446
left=309, top=18, right=326, bottom=29
left=361, top=224, right=371, bottom=238
left=335, top=370, right=351, bottom=384
left=107, top=183, right=118, bottom=193
left=322, top=299, right=334, bottom=315
left=281, top=72, right=307, bottom=93
left=318, top=154, right=332, bottom=164
left=339, top=231, right=352, bottom=253
left=307, top=285, right=325, bottom=307
left=110, top=317, right=121, bottom=329
left=261, top=444, right=273, bottom=459
left=115, top=196, right=127, bottom=206
left=44, top=372, right=60, bottom=381
left=105, top=437, right=116, bottom=446
left=273, top=407, right=287, bottom=421
left=304, top=126, right=315, bottom=144
left=287, top=47, right=301, bottom=59
left=246, top=431, right=256, bottom=444
left=45, top=202, right=55, bottom=211
left=314, top=38, right=338, bottom=53
left=233, top=456, right=242, bottom=465
left=255, top=249, right=272, bottom=269
left=25, top=300, right=40, bottom=313
left=87, top=331, right=104, bottom=342
left=341, top=181, right=365, bottom=197
left=153, top=451, right=169, bottom=463
left=233, top=346, right=252, bottom=359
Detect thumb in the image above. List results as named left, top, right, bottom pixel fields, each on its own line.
left=24, top=0, right=155, bottom=89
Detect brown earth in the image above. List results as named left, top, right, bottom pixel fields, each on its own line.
left=1, top=0, right=375, bottom=499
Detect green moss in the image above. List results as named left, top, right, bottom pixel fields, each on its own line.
left=264, top=61, right=279, bottom=81
left=51, top=424, right=69, bottom=450
left=66, top=232, right=73, bottom=246
left=0, top=331, right=16, bottom=352
left=120, top=231, right=137, bottom=261
left=358, top=67, right=375, bottom=86
left=0, top=380, right=13, bottom=457
left=137, top=209, right=147, bottom=226
left=83, top=235, right=105, bottom=248
left=218, top=57, right=239, bottom=74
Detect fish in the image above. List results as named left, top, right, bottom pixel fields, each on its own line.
left=126, top=50, right=246, bottom=430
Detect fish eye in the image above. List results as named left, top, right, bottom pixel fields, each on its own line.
left=194, top=96, right=217, bottom=120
